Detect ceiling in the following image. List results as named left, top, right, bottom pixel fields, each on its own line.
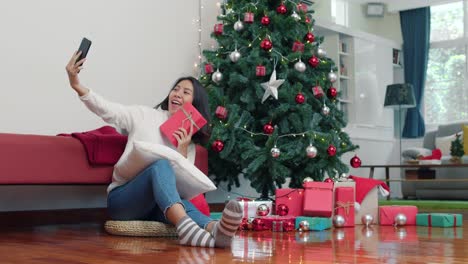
left=353, top=0, right=459, bottom=12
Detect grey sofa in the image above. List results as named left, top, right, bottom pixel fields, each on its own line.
left=401, top=121, right=468, bottom=200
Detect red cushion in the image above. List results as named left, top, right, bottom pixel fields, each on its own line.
left=189, top=145, right=210, bottom=216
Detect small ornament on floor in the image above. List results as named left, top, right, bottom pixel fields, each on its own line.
left=333, top=215, right=345, bottom=228
left=394, top=213, right=407, bottom=227
left=276, top=204, right=289, bottom=216
left=361, top=214, right=374, bottom=227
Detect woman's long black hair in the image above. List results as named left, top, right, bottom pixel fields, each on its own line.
left=156, top=76, right=211, bottom=145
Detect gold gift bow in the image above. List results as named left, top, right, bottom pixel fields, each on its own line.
left=181, top=107, right=201, bottom=130
left=335, top=201, right=354, bottom=216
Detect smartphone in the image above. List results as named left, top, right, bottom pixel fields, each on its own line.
left=76, top=37, right=92, bottom=64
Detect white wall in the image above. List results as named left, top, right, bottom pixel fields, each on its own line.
left=0, top=0, right=220, bottom=211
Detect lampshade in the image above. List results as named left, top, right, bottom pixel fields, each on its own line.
left=384, top=83, right=416, bottom=109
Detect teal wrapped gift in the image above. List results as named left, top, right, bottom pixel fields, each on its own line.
left=416, top=213, right=462, bottom=227
left=210, top=212, right=223, bottom=220
left=295, top=216, right=332, bottom=231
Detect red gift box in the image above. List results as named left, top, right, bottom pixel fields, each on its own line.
left=297, top=3, right=308, bottom=13
left=312, top=85, right=324, bottom=98
left=379, top=205, right=418, bottom=226
left=334, top=187, right=355, bottom=227
left=292, top=41, right=305, bottom=52
left=261, top=216, right=296, bottom=232
left=275, top=188, right=304, bottom=217
left=256, top=65, right=266, bottom=76
left=204, top=63, right=214, bottom=74
left=303, top=181, right=333, bottom=217
left=214, top=23, right=223, bottom=35
left=215, top=106, right=228, bottom=120
left=159, top=103, right=207, bottom=147
left=244, top=12, right=254, bottom=23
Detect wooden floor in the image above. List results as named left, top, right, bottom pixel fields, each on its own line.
left=1, top=221, right=467, bottom=264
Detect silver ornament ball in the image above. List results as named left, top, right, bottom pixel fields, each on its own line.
left=212, top=70, right=223, bottom=83
left=271, top=146, right=281, bottom=158
left=317, top=47, right=327, bottom=58
left=291, top=11, right=301, bottom=21
left=361, top=214, right=374, bottom=227
left=256, top=203, right=270, bottom=217
left=328, top=71, right=338, bottom=83
left=306, top=145, right=318, bottom=158
left=234, top=20, right=244, bottom=31
left=303, top=177, right=314, bottom=183
left=229, top=50, right=241, bottom=63
left=394, top=213, right=407, bottom=226
left=299, top=220, right=310, bottom=231
left=322, top=105, right=330, bottom=115
left=333, top=215, right=345, bottom=228
left=294, top=60, right=306, bottom=73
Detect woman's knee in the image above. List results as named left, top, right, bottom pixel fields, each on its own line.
left=148, top=159, right=171, bottom=172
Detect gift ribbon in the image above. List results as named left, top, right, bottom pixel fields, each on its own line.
left=181, top=107, right=201, bottom=130
left=428, top=214, right=458, bottom=227
left=335, top=201, right=354, bottom=216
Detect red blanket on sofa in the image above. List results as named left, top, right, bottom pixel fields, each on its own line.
left=58, top=126, right=127, bottom=166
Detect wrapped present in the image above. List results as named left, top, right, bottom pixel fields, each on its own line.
left=416, top=213, right=462, bottom=227
left=237, top=199, right=273, bottom=219
left=244, top=12, right=254, bottom=23
left=159, top=103, right=207, bottom=147
left=215, top=106, right=228, bottom=120
left=292, top=41, right=305, bottom=52
left=334, top=187, right=355, bottom=227
left=275, top=188, right=304, bottom=217
left=333, top=180, right=355, bottom=216
left=312, top=85, right=324, bottom=98
left=355, top=186, right=378, bottom=225
left=295, top=216, right=332, bottom=231
left=379, top=205, right=418, bottom=226
left=261, top=216, right=296, bottom=232
left=256, top=65, right=266, bottom=76
left=303, top=181, right=333, bottom=217
left=214, top=23, right=224, bottom=35
left=297, top=3, right=308, bottom=13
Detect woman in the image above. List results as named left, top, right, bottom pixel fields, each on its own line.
left=65, top=51, right=242, bottom=248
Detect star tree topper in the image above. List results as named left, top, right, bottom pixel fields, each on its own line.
left=261, top=70, right=285, bottom=103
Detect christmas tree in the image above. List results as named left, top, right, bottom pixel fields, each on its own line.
left=200, top=0, right=359, bottom=198
left=450, top=133, right=464, bottom=158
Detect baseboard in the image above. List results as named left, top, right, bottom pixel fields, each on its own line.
left=0, top=204, right=226, bottom=227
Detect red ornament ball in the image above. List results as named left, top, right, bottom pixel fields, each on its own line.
left=263, top=123, right=274, bottom=134
left=350, top=155, right=362, bottom=168
left=308, top=56, right=320, bottom=68
left=304, top=32, right=315, bottom=43
left=260, top=38, right=273, bottom=51
left=327, top=87, right=338, bottom=98
left=211, top=140, right=224, bottom=152
left=252, top=218, right=265, bottom=231
left=239, top=218, right=250, bottom=230
left=295, top=93, right=305, bottom=104
left=261, top=15, right=270, bottom=26
left=277, top=4, right=287, bottom=14
left=324, top=178, right=334, bottom=183
left=327, top=144, right=337, bottom=156
left=305, top=17, right=311, bottom=24
left=276, top=204, right=289, bottom=216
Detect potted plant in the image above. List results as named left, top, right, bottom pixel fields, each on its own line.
left=450, top=133, right=464, bottom=163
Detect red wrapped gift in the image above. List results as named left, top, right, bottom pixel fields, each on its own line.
left=244, top=12, right=254, bottom=23
left=275, top=188, right=304, bottom=217
left=292, top=41, right=305, bottom=52
left=303, top=181, right=334, bottom=217
left=256, top=65, right=266, bottom=76
left=214, top=23, right=223, bottom=35
left=204, top=63, right=214, bottom=74
left=261, top=216, right=296, bottom=232
left=312, top=85, right=324, bottom=98
left=159, top=103, right=207, bottom=147
left=379, top=205, right=418, bottom=226
left=297, top=3, right=308, bottom=13
left=334, top=187, right=355, bottom=227
left=215, top=106, right=228, bottom=120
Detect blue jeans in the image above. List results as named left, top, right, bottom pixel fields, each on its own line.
left=107, top=159, right=212, bottom=228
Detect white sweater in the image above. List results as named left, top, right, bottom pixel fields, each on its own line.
left=80, top=90, right=196, bottom=193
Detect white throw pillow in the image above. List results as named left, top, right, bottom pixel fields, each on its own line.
left=435, top=132, right=463, bottom=156
left=116, top=141, right=216, bottom=200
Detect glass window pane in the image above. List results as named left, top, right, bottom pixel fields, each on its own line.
left=430, top=1, right=464, bottom=42
left=425, top=46, right=467, bottom=124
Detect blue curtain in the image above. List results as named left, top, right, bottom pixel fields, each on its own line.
left=400, top=7, right=430, bottom=138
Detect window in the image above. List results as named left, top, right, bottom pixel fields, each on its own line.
left=425, top=1, right=467, bottom=124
